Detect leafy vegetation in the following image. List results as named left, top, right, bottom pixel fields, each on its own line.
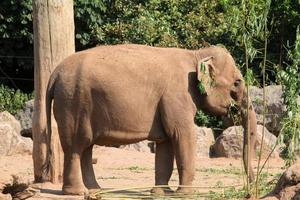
left=196, top=167, right=242, bottom=176
left=278, top=27, right=300, bottom=166
left=74, top=0, right=228, bottom=49
left=0, top=84, right=33, bottom=115
left=208, top=172, right=281, bottom=199
left=0, top=0, right=34, bottom=92
left=0, top=0, right=299, bottom=91
left=194, top=110, right=224, bottom=133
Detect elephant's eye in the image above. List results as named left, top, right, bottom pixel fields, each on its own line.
left=234, top=79, right=241, bottom=87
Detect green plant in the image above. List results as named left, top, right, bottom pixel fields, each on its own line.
left=0, top=0, right=34, bottom=91
left=207, top=172, right=279, bottom=200
left=194, top=110, right=224, bottom=132
left=0, top=84, right=33, bottom=115
left=278, top=27, right=300, bottom=166
left=225, top=0, right=271, bottom=195
left=1, top=0, right=300, bottom=92
left=196, top=167, right=242, bottom=176
left=208, top=186, right=248, bottom=200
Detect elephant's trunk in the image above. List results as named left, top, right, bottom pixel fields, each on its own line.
left=240, top=89, right=257, bottom=183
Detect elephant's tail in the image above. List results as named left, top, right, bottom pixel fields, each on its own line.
left=43, top=71, right=57, bottom=178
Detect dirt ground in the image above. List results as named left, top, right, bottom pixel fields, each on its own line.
left=0, top=146, right=284, bottom=199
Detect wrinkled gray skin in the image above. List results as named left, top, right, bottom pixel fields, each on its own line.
left=45, top=44, right=257, bottom=195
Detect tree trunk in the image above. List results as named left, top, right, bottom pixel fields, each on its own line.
left=32, top=0, right=75, bottom=183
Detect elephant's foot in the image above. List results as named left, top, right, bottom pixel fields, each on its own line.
left=86, top=183, right=101, bottom=194
left=151, top=186, right=173, bottom=195
left=88, top=188, right=101, bottom=195
left=85, top=182, right=101, bottom=190
left=62, top=184, right=88, bottom=195
left=176, top=187, right=195, bottom=194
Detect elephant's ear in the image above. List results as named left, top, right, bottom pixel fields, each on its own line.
left=196, top=56, right=216, bottom=95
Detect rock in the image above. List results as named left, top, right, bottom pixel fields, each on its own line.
left=15, top=100, right=34, bottom=138
left=195, top=126, right=215, bottom=158
left=210, top=125, right=279, bottom=158
left=210, top=126, right=243, bottom=158
left=119, top=141, right=154, bottom=153
left=249, top=85, right=285, bottom=136
left=256, top=125, right=280, bottom=158
left=0, top=112, right=32, bottom=156
left=0, top=111, right=21, bottom=135
left=262, top=162, right=300, bottom=200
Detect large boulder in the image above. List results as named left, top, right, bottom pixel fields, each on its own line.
left=15, top=100, right=34, bottom=138
left=0, top=111, right=32, bottom=156
left=210, top=125, right=279, bottom=158
left=0, top=111, right=21, bottom=135
left=195, top=126, right=215, bottom=158
left=210, top=126, right=243, bottom=158
left=249, top=85, right=285, bottom=136
left=262, top=162, right=300, bottom=200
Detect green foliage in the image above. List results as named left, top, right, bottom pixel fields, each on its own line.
left=223, top=0, right=271, bottom=86
left=0, top=0, right=299, bottom=91
left=278, top=27, right=300, bottom=166
left=208, top=172, right=280, bottom=199
left=74, top=0, right=228, bottom=50
left=197, top=81, right=206, bottom=95
left=196, top=167, right=242, bottom=176
left=208, top=186, right=248, bottom=199
left=0, top=84, right=33, bottom=115
left=0, top=0, right=34, bottom=91
left=195, top=110, right=223, bottom=131
left=0, top=0, right=33, bottom=41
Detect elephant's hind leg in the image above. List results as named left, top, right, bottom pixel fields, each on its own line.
left=62, top=150, right=87, bottom=195
left=151, top=140, right=174, bottom=195
left=81, top=144, right=100, bottom=191
left=58, top=113, right=91, bottom=195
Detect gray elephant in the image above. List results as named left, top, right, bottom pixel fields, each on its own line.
left=45, top=44, right=257, bottom=195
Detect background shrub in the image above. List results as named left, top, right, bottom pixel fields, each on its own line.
left=0, top=0, right=299, bottom=92
left=0, top=84, right=33, bottom=115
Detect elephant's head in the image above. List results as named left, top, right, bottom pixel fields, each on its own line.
left=195, top=46, right=244, bottom=115
left=195, top=46, right=257, bottom=182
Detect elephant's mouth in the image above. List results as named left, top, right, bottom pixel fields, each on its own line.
left=209, top=105, right=230, bottom=116
left=225, top=101, right=241, bottom=120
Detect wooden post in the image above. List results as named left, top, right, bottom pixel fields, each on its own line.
left=32, top=0, right=75, bottom=183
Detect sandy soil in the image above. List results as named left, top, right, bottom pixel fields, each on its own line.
left=0, top=146, right=284, bottom=199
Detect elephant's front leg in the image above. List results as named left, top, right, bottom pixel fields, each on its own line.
left=159, top=90, right=197, bottom=194
left=151, top=140, right=174, bottom=195
left=173, top=126, right=196, bottom=194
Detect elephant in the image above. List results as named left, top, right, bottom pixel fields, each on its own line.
left=45, top=44, right=257, bottom=195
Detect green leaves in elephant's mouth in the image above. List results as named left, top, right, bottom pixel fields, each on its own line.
left=228, top=101, right=242, bottom=124
left=197, top=81, right=207, bottom=95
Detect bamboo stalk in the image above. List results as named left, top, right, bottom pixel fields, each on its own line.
left=255, top=18, right=268, bottom=198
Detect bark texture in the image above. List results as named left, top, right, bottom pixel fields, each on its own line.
left=32, top=0, right=75, bottom=183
